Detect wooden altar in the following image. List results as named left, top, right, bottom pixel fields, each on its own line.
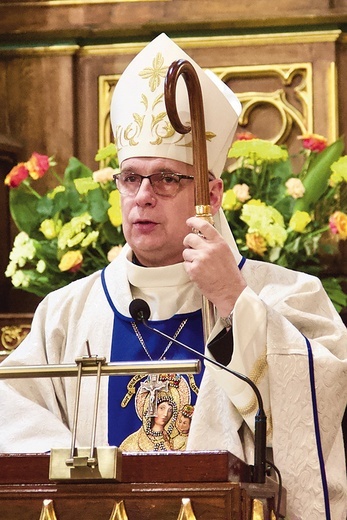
left=0, top=451, right=285, bottom=519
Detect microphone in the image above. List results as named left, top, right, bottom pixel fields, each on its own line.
left=129, top=298, right=267, bottom=484
left=129, top=298, right=151, bottom=322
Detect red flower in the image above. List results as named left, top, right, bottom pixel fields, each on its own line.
left=298, top=134, right=327, bottom=153
left=236, top=131, right=257, bottom=141
left=4, top=163, right=29, bottom=188
left=25, top=152, right=50, bottom=180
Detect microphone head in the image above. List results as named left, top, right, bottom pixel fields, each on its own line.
left=129, top=299, right=151, bottom=322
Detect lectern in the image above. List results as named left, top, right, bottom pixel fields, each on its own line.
left=0, top=357, right=285, bottom=519
left=0, top=451, right=285, bottom=520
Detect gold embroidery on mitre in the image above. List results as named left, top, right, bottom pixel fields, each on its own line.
left=139, top=52, right=168, bottom=92
left=115, top=51, right=217, bottom=154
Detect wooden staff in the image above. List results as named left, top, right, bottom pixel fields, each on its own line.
left=164, top=59, right=216, bottom=343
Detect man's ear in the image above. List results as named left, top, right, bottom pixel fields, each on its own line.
left=209, top=178, right=224, bottom=216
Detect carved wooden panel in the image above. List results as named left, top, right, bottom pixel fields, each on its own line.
left=93, top=32, right=341, bottom=170
left=0, top=313, right=33, bottom=361
left=98, top=62, right=315, bottom=164
left=0, top=30, right=345, bottom=315
left=1, top=0, right=347, bottom=42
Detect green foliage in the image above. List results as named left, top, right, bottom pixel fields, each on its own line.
left=5, top=154, right=124, bottom=297
left=222, top=136, right=347, bottom=312
left=5, top=137, right=347, bottom=314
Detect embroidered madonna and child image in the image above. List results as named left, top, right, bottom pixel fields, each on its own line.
left=120, top=373, right=195, bottom=451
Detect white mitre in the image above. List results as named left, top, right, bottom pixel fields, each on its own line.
left=110, top=33, right=242, bottom=262
left=110, top=32, right=241, bottom=178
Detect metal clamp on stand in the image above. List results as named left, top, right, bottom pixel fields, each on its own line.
left=50, top=352, right=123, bottom=481
left=65, top=354, right=105, bottom=469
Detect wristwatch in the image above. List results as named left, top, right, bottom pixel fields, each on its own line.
left=220, top=308, right=234, bottom=328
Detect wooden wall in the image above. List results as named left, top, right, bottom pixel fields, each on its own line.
left=1, top=1, right=347, bottom=314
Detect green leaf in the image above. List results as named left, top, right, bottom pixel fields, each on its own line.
left=95, top=143, right=118, bottom=162
left=321, top=277, right=347, bottom=313
left=87, top=189, right=111, bottom=223
left=63, top=157, right=93, bottom=184
left=74, top=177, right=99, bottom=195
left=293, top=138, right=345, bottom=212
left=36, top=196, right=55, bottom=220
left=9, top=187, right=41, bottom=235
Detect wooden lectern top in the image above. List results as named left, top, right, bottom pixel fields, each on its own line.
left=0, top=451, right=285, bottom=519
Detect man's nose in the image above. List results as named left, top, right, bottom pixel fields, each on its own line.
left=135, top=177, right=156, bottom=203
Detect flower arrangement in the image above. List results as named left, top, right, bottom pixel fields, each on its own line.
left=222, top=132, right=347, bottom=311
left=4, top=134, right=347, bottom=312
left=4, top=145, right=124, bottom=297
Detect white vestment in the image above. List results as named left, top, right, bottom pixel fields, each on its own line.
left=0, top=242, right=346, bottom=519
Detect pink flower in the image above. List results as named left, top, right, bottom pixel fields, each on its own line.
left=235, top=131, right=257, bottom=141
left=4, top=163, right=29, bottom=187
left=298, top=134, right=327, bottom=153
left=25, top=152, right=50, bottom=180
left=329, top=211, right=347, bottom=239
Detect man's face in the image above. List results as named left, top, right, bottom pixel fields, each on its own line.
left=119, top=157, right=222, bottom=267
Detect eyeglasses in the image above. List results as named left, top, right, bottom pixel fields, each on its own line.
left=113, top=171, right=194, bottom=198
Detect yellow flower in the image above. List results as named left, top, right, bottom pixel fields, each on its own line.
left=108, top=190, right=122, bottom=227
left=74, top=177, right=99, bottom=195
left=246, top=232, right=267, bottom=256
left=36, top=260, right=46, bottom=273
left=247, top=199, right=265, bottom=207
left=57, top=213, right=92, bottom=250
left=39, top=219, right=62, bottom=240
left=228, top=139, right=288, bottom=163
left=329, top=155, right=347, bottom=187
left=107, top=245, right=123, bottom=262
left=67, top=232, right=86, bottom=248
left=47, top=186, right=65, bottom=199
left=9, top=232, right=36, bottom=266
left=289, top=211, right=312, bottom=233
left=81, top=231, right=99, bottom=248
left=12, top=270, right=30, bottom=288
left=222, top=189, right=238, bottom=211
left=241, top=201, right=287, bottom=248
left=58, top=250, right=83, bottom=272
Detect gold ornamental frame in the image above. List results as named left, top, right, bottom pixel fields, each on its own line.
left=98, top=62, right=315, bottom=156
